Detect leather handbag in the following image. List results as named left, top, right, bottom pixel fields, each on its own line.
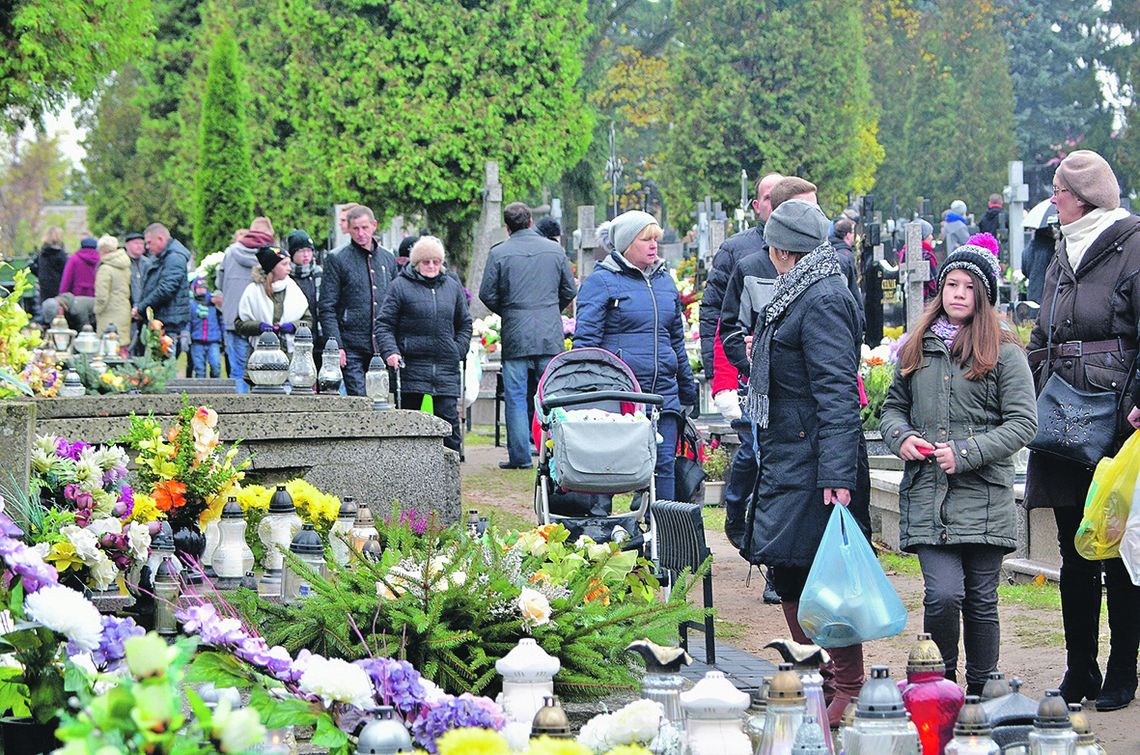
left=1027, top=373, right=1118, bottom=468
left=1027, top=275, right=1119, bottom=468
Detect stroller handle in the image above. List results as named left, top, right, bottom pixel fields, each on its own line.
left=541, top=390, right=665, bottom=411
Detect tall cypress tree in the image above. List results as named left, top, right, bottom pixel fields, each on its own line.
left=192, top=29, right=253, bottom=261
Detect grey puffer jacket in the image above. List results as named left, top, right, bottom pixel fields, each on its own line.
left=742, top=274, right=870, bottom=569
left=478, top=228, right=576, bottom=360
left=1024, top=213, right=1140, bottom=509
left=880, top=333, right=1038, bottom=552
left=376, top=268, right=472, bottom=398
left=217, top=241, right=260, bottom=330
left=318, top=238, right=397, bottom=355
left=699, top=225, right=766, bottom=378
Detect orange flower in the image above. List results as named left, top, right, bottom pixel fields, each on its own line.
left=153, top=480, right=187, bottom=512
left=585, top=578, right=610, bottom=606
left=537, top=524, right=557, bottom=542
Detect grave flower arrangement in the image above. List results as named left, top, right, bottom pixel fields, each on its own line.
left=23, top=435, right=158, bottom=591
left=0, top=499, right=145, bottom=725
left=120, top=402, right=249, bottom=531
left=473, top=314, right=502, bottom=353
left=859, top=338, right=901, bottom=431
left=231, top=508, right=707, bottom=701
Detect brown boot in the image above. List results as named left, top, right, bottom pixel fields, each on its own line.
left=826, top=643, right=865, bottom=727
left=781, top=601, right=836, bottom=703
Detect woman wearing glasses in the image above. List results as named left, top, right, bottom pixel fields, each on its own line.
left=1024, top=150, right=1140, bottom=712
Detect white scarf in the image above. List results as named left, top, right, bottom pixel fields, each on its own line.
left=237, top=277, right=309, bottom=330
left=1062, top=207, right=1131, bottom=270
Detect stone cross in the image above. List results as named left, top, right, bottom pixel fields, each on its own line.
left=1006, top=160, right=1029, bottom=306
left=575, top=205, right=598, bottom=294
left=904, top=220, right=929, bottom=332
left=466, top=161, right=505, bottom=319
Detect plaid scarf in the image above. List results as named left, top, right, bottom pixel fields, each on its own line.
left=746, top=243, right=843, bottom=428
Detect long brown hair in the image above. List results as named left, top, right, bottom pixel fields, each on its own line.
left=897, top=268, right=1021, bottom=380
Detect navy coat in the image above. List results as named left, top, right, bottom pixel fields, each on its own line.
left=136, top=238, right=191, bottom=328
left=574, top=252, right=698, bottom=413
left=375, top=268, right=473, bottom=398
left=743, top=274, right=871, bottom=569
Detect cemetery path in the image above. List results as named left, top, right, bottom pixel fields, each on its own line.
left=461, top=439, right=1140, bottom=750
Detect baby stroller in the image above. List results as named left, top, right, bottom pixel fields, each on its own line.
left=533, top=348, right=663, bottom=559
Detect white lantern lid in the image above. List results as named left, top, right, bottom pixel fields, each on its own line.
left=495, top=637, right=560, bottom=681
left=680, top=670, right=750, bottom=717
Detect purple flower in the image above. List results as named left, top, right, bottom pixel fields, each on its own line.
left=55, top=439, right=90, bottom=462
left=411, top=694, right=505, bottom=753
left=176, top=602, right=301, bottom=683
left=354, top=657, right=426, bottom=715
left=0, top=511, right=23, bottom=539
left=102, top=465, right=128, bottom=486
left=397, top=509, right=430, bottom=536
left=73, top=614, right=144, bottom=669
left=0, top=536, right=59, bottom=592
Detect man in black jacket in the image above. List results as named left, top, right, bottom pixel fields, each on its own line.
left=479, top=202, right=577, bottom=469
left=318, top=206, right=398, bottom=396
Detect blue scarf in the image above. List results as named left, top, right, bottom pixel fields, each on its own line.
left=946, top=212, right=968, bottom=224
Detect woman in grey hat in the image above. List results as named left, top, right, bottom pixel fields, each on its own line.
left=1024, top=149, right=1140, bottom=712
left=742, top=198, right=870, bottom=725
left=575, top=210, right=698, bottom=500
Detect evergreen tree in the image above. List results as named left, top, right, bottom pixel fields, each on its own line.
left=663, top=0, right=881, bottom=216
left=0, top=0, right=153, bottom=129
left=863, top=0, right=1016, bottom=215
left=192, top=29, right=253, bottom=261
left=1104, top=0, right=1140, bottom=193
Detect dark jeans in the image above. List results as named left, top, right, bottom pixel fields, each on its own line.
left=724, top=415, right=757, bottom=544
left=655, top=412, right=681, bottom=501
left=1055, top=506, right=1140, bottom=686
left=400, top=391, right=461, bottom=452
left=769, top=565, right=809, bottom=602
left=913, top=544, right=1005, bottom=689
left=342, top=349, right=371, bottom=397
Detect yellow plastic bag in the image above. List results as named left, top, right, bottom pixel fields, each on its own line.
left=1075, top=430, right=1140, bottom=560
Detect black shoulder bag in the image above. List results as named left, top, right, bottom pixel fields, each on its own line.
left=1026, top=275, right=1119, bottom=468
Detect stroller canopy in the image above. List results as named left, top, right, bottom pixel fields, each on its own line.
left=537, top=348, right=642, bottom=414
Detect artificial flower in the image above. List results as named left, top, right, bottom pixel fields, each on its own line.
left=210, top=698, right=267, bottom=753
left=298, top=656, right=374, bottom=707
left=89, top=554, right=118, bottom=591
left=24, top=584, right=103, bottom=650
left=527, top=737, right=594, bottom=755
left=128, top=493, right=161, bottom=524
left=153, top=480, right=187, bottom=512
left=436, top=727, right=511, bottom=755
left=60, top=525, right=101, bottom=562
left=517, top=588, right=551, bottom=628
left=124, top=632, right=179, bottom=679
left=126, top=521, right=152, bottom=561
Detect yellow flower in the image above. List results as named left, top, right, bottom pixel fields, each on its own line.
left=46, top=542, right=86, bottom=573
left=236, top=485, right=271, bottom=511
left=436, top=728, right=510, bottom=755
left=525, top=737, right=594, bottom=755
left=129, top=493, right=161, bottom=524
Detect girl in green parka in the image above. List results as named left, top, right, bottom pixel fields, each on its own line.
left=880, top=242, right=1038, bottom=696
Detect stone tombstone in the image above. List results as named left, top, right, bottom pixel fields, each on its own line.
left=33, top=395, right=461, bottom=525
left=903, top=220, right=929, bottom=332
left=575, top=204, right=598, bottom=284
left=467, top=161, right=506, bottom=319
left=0, top=401, right=35, bottom=496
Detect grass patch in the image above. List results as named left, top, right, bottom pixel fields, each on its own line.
left=483, top=507, right=535, bottom=533
left=463, top=430, right=496, bottom=447
left=878, top=550, right=922, bottom=577
left=998, top=581, right=1062, bottom=611
left=702, top=505, right=726, bottom=536
left=714, top=617, right=749, bottom=642
left=1009, top=614, right=1065, bottom=648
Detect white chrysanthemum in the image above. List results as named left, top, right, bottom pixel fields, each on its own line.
left=577, top=712, right=615, bottom=752
left=86, top=518, right=123, bottom=539
left=89, top=554, right=118, bottom=591
left=33, top=435, right=59, bottom=456
left=517, top=588, right=551, bottom=627
left=126, top=521, right=151, bottom=561
left=73, top=456, right=103, bottom=492
left=298, top=656, right=374, bottom=707
left=30, top=448, right=53, bottom=474
left=24, top=585, right=103, bottom=650
left=94, top=446, right=129, bottom=473
left=212, top=698, right=266, bottom=753
left=62, top=525, right=102, bottom=562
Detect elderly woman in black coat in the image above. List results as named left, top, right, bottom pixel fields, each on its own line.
left=1025, top=150, right=1140, bottom=712
left=743, top=199, right=871, bottom=726
left=376, top=236, right=473, bottom=452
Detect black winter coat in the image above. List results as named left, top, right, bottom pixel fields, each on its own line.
left=1025, top=214, right=1140, bottom=510
left=31, top=244, right=68, bottom=302
left=292, top=264, right=323, bottom=346
left=318, top=238, right=397, bottom=355
left=742, top=274, right=871, bottom=569
left=829, top=236, right=865, bottom=317
left=136, top=238, right=191, bottom=328
left=700, top=225, right=766, bottom=379
left=376, top=268, right=473, bottom=398
left=478, top=228, right=576, bottom=359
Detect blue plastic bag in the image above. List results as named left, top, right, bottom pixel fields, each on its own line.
left=797, top=504, right=908, bottom=648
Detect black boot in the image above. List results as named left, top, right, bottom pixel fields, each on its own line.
left=1055, top=508, right=1104, bottom=704
left=1097, top=561, right=1140, bottom=711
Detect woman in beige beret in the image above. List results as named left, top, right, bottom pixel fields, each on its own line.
left=1024, top=149, right=1140, bottom=712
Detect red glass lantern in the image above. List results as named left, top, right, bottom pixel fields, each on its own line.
left=900, top=633, right=965, bottom=754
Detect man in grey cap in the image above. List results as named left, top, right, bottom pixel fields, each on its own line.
left=123, top=232, right=152, bottom=355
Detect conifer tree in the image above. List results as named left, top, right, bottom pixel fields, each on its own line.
left=192, top=29, right=253, bottom=262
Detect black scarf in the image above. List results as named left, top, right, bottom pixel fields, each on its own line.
left=746, top=242, right=842, bottom=427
